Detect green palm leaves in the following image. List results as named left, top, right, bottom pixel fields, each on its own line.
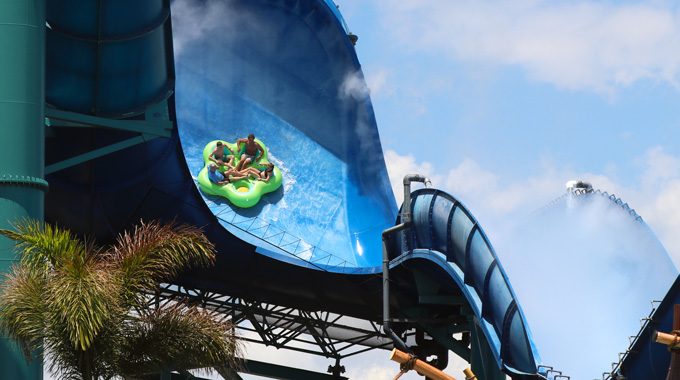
left=0, top=219, right=240, bottom=380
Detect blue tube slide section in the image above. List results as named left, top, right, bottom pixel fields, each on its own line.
left=390, top=188, right=541, bottom=376
left=45, top=0, right=173, bottom=116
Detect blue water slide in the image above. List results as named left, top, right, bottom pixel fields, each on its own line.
left=41, top=0, right=542, bottom=378
left=389, top=188, right=541, bottom=376
left=174, top=0, right=397, bottom=269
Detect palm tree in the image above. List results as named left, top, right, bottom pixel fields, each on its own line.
left=0, top=219, right=241, bottom=380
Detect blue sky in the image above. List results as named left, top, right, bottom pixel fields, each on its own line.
left=335, top=0, right=680, bottom=267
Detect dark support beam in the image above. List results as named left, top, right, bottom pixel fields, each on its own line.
left=419, top=295, right=466, bottom=305
left=141, top=372, right=210, bottom=380
left=217, top=366, right=244, bottom=380
left=666, top=305, right=680, bottom=379
left=469, top=318, right=506, bottom=380
left=236, top=359, right=349, bottom=380
left=416, top=322, right=471, bottom=362
left=45, top=107, right=172, bottom=136
left=45, top=134, right=158, bottom=174
left=44, top=106, right=173, bottom=174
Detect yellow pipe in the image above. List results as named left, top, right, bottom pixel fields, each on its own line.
left=390, top=348, right=458, bottom=380
left=655, top=330, right=680, bottom=346
left=463, top=368, right=477, bottom=380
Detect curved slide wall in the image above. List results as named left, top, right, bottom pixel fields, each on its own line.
left=173, top=0, right=397, bottom=269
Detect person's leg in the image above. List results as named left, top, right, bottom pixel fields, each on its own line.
left=239, top=167, right=259, bottom=179
left=236, top=155, right=246, bottom=171
left=226, top=170, right=248, bottom=180
left=237, top=156, right=252, bottom=171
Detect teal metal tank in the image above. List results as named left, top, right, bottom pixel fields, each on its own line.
left=0, top=0, right=48, bottom=378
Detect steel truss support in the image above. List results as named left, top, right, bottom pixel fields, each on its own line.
left=148, top=266, right=496, bottom=379
left=153, top=284, right=393, bottom=363
left=142, top=359, right=348, bottom=380
left=150, top=272, right=488, bottom=380
left=231, top=359, right=348, bottom=380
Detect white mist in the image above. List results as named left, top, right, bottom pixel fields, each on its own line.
left=497, top=190, right=677, bottom=379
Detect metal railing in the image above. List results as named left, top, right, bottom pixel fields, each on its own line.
left=200, top=190, right=365, bottom=274
left=600, top=299, right=662, bottom=380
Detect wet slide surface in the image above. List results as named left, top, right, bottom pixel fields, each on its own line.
left=174, top=0, right=397, bottom=269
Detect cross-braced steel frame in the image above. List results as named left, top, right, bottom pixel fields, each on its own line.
left=153, top=283, right=394, bottom=363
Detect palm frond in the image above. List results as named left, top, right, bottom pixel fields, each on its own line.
left=0, top=218, right=236, bottom=380
left=0, top=264, right=49, bottom=361
left=43, top=312, right=124, bottom=380
left=0, top=219, right=87, bottom=270
left=47, top=251, right=121, bottom=351
left=110, top=220, right=215, bottom=298
left=118, top=301, right=241, bottom=377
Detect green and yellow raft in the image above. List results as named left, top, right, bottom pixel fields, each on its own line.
left=197, top=139, right=282, bottom=208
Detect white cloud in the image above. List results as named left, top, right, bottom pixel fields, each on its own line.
left=434, top=155, right=567, bottom=221
left=345, top=363, right=400, bottom=380
left=639, top=146, right=680, bottom=184
left=373, top=0, right=680, bottom=93
left=384, top=149, right=444, bottom=205
left=345, top=351, right=473, bottom=380
left=384, top=148, right=680, bottom=267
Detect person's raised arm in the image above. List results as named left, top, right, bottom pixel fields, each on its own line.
left=236, top=138, right=247, bottom=154
left=255, top=142, right=264, bottom=161
left=209, top=147, right=219, bottom=164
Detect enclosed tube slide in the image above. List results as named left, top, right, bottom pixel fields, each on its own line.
left=390, top=188, right=540, bottom=376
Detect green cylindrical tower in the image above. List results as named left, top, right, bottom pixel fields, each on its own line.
left=0, top=0, right=48, bottom=378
